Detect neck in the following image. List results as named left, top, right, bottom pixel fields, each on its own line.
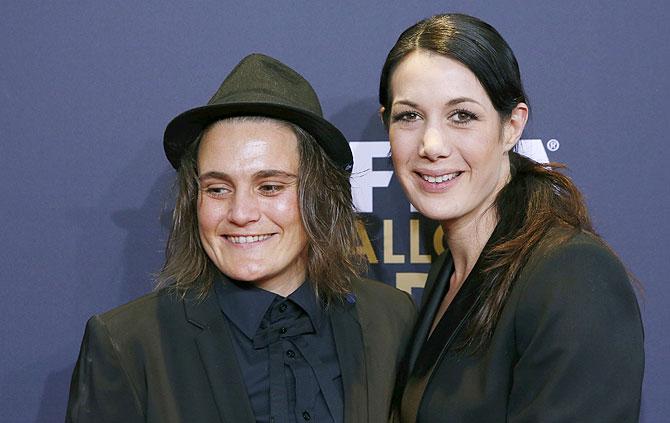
left=256, top=266, right=307, bottom=298
left=441, top=207, right=498, bottom=288
left=259, top=273, right=305, bottom=297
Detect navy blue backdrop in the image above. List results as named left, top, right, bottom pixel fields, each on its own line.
left=1, top=1, right=668, bottom=422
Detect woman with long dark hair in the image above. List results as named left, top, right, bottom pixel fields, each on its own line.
left=380, top=13, right=644, bottom=422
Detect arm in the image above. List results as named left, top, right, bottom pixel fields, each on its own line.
left=66, top=315, right=145, bottom=423
left=508, top=238, right=644, bottom=423
left=398, top=289, right=419, bottom=339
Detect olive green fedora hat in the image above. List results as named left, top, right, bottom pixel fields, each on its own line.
left=163, top=53, right=353, bottom=171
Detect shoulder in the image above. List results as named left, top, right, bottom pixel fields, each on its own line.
left=351, top=278, right=415, bottom=308
left=97, top=288, right=180, bottom=321
left=88, top=288, right=185, bottom=342
left=500, top=230, right=644, bottom=419
left=350, top=278, right=417, bottom=322
left=519, top=230, right=633, bottom=299
left=513, top=230, right=642, bottom=345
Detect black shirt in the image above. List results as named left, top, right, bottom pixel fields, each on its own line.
left=215, top=278, right=343, bottom=423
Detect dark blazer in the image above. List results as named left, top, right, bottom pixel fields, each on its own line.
left=397, top=231, right=644, bottom=423
left=66, top=278, right=416, bottom=423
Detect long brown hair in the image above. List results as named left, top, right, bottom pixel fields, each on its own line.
left=463, top=152, right=594, bottom=352
left=380, top=14, right=597, bottom=353
left=157, top=116, right=365, bottom=304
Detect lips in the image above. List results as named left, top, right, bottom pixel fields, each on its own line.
left=421, top=172, right=462, bottom=183
left=225, top=234, right=274, bottom=244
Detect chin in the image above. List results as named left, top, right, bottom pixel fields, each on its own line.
left=216, top=262, right=265, bottom=282
left=409, top=198, right=451, bottom=220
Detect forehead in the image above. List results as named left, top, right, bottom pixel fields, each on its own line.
left=197, top=118, right=299, bottom=175
left=390, top=50, right=490, bottom=104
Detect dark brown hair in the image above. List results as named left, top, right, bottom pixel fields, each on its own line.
left=465, top=152, right=594, bottom=352
left=157, top=116, right=365, bottom=304
left=380, top=14, right=597, bottom=353
left=380, top=13, right=528, bottom=124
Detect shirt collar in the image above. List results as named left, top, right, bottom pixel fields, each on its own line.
left=214, top=276, right=323, bottom=339
left=286, top=279, right=323, bottom=332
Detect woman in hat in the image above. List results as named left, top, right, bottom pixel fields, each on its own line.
left=379, top=14, right=644, bottom=422
left=66, top=53, right=416, bottom=423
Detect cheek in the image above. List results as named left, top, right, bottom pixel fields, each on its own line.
left=390, top=138, right=414, bottom=170
left=264, top=193, right=303, bottom=228
left=197, top=198, right=222, bottom=234
left=280, top=198, right=307, bottom=243
left=462, top=134, right=500, bottom=165
left=464, top=143, right=506, bottom=187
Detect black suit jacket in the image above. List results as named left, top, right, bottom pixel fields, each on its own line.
left=397, top=232, right=644, bottom=423
left=66, top=278, right=416, bottom=423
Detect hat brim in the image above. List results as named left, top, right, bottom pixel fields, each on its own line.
left=163, top=102, right=352, bottom=170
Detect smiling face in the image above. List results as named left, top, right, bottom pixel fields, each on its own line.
left=196, top=118, right=308, bottom=295
left=388, top=50, right=525, bottom=231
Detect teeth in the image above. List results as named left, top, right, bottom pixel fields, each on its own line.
left=227, top=234, right=272, bottom=244
left=422, top=172, right=460, bottom=183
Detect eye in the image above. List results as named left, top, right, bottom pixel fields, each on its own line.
left=202, top=185, right=231, bottom=199
left=449, top=109, right=478, bottom=125
left=391, top=110, right=422, bottom=124
left=258, top=183, right=284, bottom=196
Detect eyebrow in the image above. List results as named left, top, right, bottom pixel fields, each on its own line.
left=255, top=169, right=298, bottom=179
left=392, top=96, right=483, bottom=108
left=198, top=169, right=297, bottom=182
left=446, top=96, right=483, bottom=107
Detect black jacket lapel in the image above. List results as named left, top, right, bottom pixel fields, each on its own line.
left=401, top=224, right=506, bottom=423
left=331, top=300, right=368, bottom=423
left=414, top=267, right=484, bottom=376
left=400, top=258, right=484, bottom=423
left=407, top=252, right=453, bottom=373
left=413, top=224, right=506, bottom=380
left=391, top=253, right=452, bottom=423
left=184, top=291, right=256, bottom=423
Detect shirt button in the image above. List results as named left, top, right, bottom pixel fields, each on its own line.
left=279, top=327, right=287, bottom=334
left=286, top=349, right=295, bottom=358
left=279, top=303, right=288, bottom=312
left=302, top=411, right=311, bottom=421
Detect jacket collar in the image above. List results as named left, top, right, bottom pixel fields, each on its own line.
left=183, top=288, right=256, bottom=423
left=330, top=296, right=368, bottom=423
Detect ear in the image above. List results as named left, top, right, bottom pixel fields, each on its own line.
left=502, top=102, right=528, bottom=152
left=378, top=106, right=387, bottom=127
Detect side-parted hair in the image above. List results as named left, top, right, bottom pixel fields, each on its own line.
left=380, top=14, right=600, bottom=353
left=157, top=116, right=365, bottom=304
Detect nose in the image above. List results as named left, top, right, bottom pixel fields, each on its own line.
left=419, top=125, right=450, bottom=161
left=228, top=190, right=261, bottom=226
